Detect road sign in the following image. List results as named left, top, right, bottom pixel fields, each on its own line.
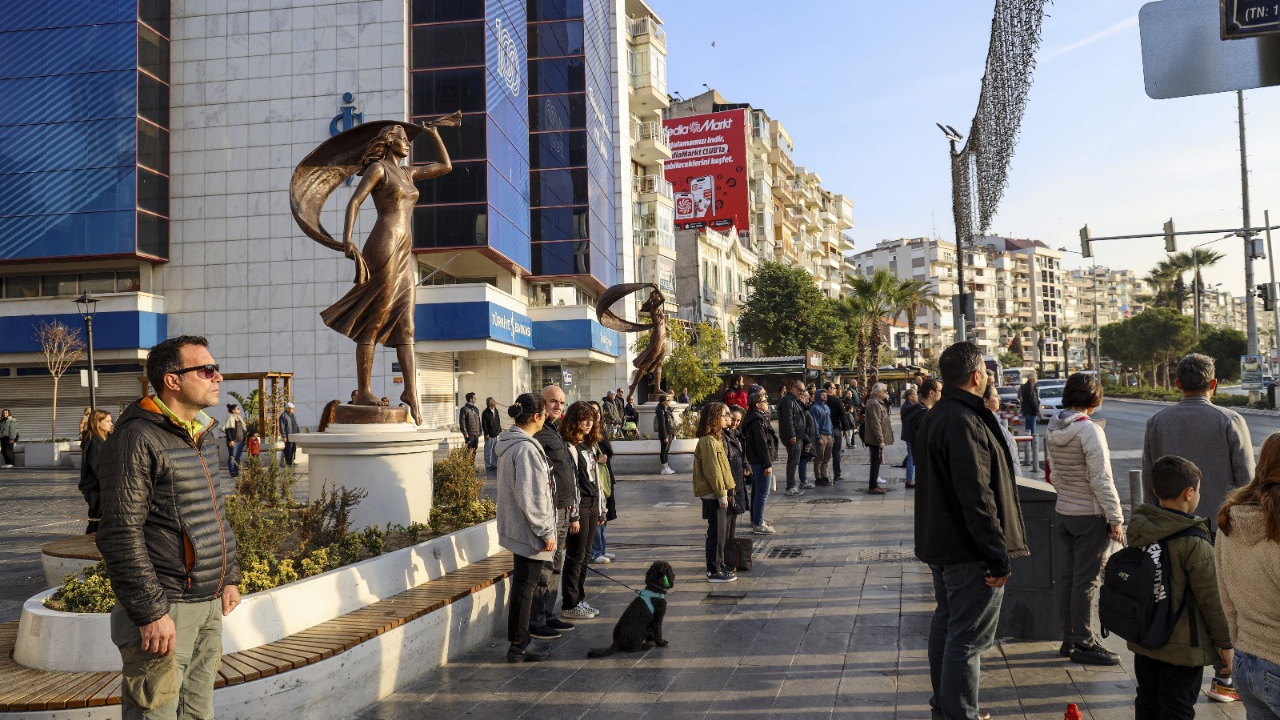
left=1141, top=0, right=1280, bottom=99
left=1221, top=0, right=1280, bottom=39
left=79, top=369, right=98, bottom=388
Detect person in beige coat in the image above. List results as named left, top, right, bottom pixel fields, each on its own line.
left=863, top=382, right=893, bottom=495
left=1216, top=432, right=1280, bottom=718
left=1044, top=373, right=1126, bottom=667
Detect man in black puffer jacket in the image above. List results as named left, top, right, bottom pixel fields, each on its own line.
left=97, top=336, right=241, bottom=720
left=528, top=384, right=578, bottom=639
left=777, top=381, right=808, bottom=496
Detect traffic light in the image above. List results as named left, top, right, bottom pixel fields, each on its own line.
left=1259, top=283, right=1274, bottom=312
left=1080, top=225, right=1092, bottom=259
left=1164, top=218, right=1177, bottom=252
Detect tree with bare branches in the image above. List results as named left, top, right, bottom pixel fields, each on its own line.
left=35, top=321, right=84, bottom=439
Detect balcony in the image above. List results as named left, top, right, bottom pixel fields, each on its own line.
left=750, top=120, right=772, bottom=150
left=768, top=145, right=794, bottom=173
left=633, top=228, right=675, bottom=257
left=627, top=16, right=667, bottom=51
left=633, top=174, right=673, bottom=202
left=800, top=206, right=821, bottom=231
left=819, top=199, right=837, bottom=224
left=702, top=287, right=720, bottom=305
left=631, top=120, right=671, bottom=165
left=628, top=50, right=669, bottom=111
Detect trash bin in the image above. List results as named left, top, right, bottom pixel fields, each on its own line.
left=996, top=477, right=1066, bottom=641
left=1269, top=383, right=1277, bottom=409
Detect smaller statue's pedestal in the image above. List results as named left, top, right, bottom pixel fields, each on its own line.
left=293, top=422, right=442, bottom=530
left=633, top=400, right=688, bottom=439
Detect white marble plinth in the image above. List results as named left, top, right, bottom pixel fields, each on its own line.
left=632, top=402, right=688, bottom=440
left=294, top=425, right=445, bottom=530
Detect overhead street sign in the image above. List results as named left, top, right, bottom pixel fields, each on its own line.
left=1222, top=0, right=1280, bottom=39
left=1141, top=0, right=1280, bottom=99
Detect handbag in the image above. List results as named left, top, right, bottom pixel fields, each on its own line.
left=724, top=537, right=753, bottom=571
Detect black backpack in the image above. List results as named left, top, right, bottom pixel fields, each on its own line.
left=1099, top=526, right=1210, bottom=650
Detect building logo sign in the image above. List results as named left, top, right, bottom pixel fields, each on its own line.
left=593, top=323, right=616, bottom=354
left=493, top=18, right=521, bottom=98
left=330, top=92, right=363, bottom=136
left=489, top=305, right=533, bottom=347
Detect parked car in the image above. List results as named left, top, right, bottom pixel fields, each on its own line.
left=1035, top=378, right=1066, bottom=392
left=1038, top=385, right=1064, bottom=420
left=997, top=386, right=1019, bottom=412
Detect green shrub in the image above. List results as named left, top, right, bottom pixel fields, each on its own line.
left=430, top=447, right=497, bottom=533
left=45, top=562, right=115, bottom=614
left=674, top=410, right=699, bottom=440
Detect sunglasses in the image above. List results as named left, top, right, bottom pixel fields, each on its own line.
left=172, top=364, right=220, bottom=380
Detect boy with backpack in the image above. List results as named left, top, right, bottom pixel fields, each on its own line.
left=1103, top=455, right=1233, bottom=719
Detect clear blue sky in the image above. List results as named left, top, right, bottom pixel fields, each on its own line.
left=660, top=0, right=1280, bottom=296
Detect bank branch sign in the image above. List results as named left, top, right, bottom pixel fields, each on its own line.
left=490, top=305, right=533, bottom=346
left=663, top=109, right=750, bottom=237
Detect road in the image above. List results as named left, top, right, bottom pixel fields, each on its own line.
left=3, top=397, right=1277, bottom=623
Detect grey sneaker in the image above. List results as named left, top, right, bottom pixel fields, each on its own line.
left=707, top=571, right=737, bottom=583
left=785, top=487, right=804, bottom=496
left=800, top=482, right=816, bottom=489
left=507, top=639, right=552, bottom=662
left=560, top=605, right=593, bottom=620
left=578, top=601, right=601, bottom=617
left=753, top=524, right=776, bottom=535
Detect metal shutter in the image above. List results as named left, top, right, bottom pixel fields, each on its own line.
left=415, top=352, right=454, bottom=429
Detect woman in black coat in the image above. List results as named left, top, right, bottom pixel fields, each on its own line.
left=741, top=389, right=778, bottom=534
left=722, top=408, right=751, bottom=540
left=78, top=410, right=114, bottom=533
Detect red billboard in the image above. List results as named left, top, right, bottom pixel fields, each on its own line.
left=663, top=109, right=750, bottom=237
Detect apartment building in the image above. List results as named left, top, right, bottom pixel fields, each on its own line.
left=852, top=238, right=963, bottom=358
left=673, top=227, right=754, bottom=356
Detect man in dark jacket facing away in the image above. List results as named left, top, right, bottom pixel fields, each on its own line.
left=1018, top=372, right=1040, bottom=436
left=915, top=341, right=1028, bottom=720
left=459, top=392, right=482, bottom=453
left=528, top=384, right=577, bottom=638
left=778, top=381, right=808, bottom=496
left=823, top=382, right=848, bottom=482
left=481, top=397, right=503, bottom=471
left=97, top=335, right=242, bottom=720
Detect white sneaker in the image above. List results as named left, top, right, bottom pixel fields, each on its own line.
left=578, top=601, right=601, bottom=617
left=660, top=465, right=676, bottom=475
left=877, top=476, right=887, bottom=486
left=753, top=524, right=776, bottom=535
left=602, top=552, right=616, bottom=560
left=589, top=554, right=611, bottom=564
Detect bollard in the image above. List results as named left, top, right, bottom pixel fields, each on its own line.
left=1031, top=434, right=1040, bottom=470
left=1129, top=469, right=1143, bottom=510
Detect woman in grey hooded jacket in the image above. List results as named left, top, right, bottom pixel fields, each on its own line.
left=496, top=393, right=557, bottom=663
left=1044, top=373, right=1125, bottom=667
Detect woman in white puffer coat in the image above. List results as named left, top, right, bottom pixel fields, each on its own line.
left=1045, top=373, right=1127, bottom=667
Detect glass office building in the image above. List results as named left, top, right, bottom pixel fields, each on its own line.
left=527, top=0, right=617, bottom=290
left=0, top=0, right=171, bottom=263
left=409, top=0, right=533, bottom=271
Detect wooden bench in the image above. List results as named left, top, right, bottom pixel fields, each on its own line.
left=0, top=552, right=513, bottom=712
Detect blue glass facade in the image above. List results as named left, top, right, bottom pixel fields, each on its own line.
left=527, top=0, right=617, bottom=288
left=410, top=0, right=533, bottom=271
left=0, top=1, right=170, bottom=263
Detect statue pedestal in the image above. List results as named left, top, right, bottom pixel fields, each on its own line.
left=633, top=402, right=688, bottom=440
left=293, top=424, right=445, bottom=529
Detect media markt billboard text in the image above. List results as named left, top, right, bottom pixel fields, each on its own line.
left=663, top=109, right=750, bottom=236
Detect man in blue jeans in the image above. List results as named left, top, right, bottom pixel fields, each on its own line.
left=915, top=342, right=1029, bottom=720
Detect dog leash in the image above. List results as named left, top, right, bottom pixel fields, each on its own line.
left=584, top=564, right=641, bottom=595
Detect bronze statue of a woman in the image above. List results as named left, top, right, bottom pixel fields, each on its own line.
left=290, top=112, right=461, bottom=425
left=597, top=283, right=668, bottom=402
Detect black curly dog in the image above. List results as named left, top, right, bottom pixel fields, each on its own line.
left=587, top=561, right=674, bottom=658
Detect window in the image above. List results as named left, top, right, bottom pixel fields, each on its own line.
left=529, top=57, right=586, bottom=95
left=531, top=131, right=587, bottom=168
left=528, top=0, right=584, bottom=22
left=531, top=206, right=588, bottom=241
left=531, top=240, right=590, bottom=275
left=79, top=272, right=115, bottom=294
left=531, top=168, right=588, bottom=206
left=117, top=270, right=141, bottom=292
left=415, top=160, right=486, bottom=204
left=137, top=119, right=169, bottom=174
left=412, top=0, right=484, bottom=23
left=137, top=167, right=168, bottom=216
left=412, top=205, right=488, bottom=248
left=529, top=20, right=584, bottom=58
left=529, top=94, right=586, bottom=131
left=42, top=274, right=77, bottom=297
left=2, top=275, right=39, bottom=299
left=411, top=23, right=485, bottom=69
left=137, top=71, right=169, bottom=128
left=137, top=211, right=169, bottom=257
left=414, top=118, right=486, bottom=162
left=411, top=68, right=486, bottom=115
left=138, top=24, right=169, bottom=83
left=139, top=0, right=170, bottom=36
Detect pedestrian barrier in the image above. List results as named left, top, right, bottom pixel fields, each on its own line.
left=0, top=553, right=513, bottom=714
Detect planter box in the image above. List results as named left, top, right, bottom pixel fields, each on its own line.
left=23, top=441, right=71, bottom=467
left=609, top=438, right=697, bottom=475
left=611, top=438, right=697, bottom=454
left=14, top=519, right=501, bottom=673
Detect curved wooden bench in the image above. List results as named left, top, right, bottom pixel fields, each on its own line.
left=0, top=552, right=513, bottom=712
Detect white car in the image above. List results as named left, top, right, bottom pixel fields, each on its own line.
left=1039, top=385, right=1064, bottom=420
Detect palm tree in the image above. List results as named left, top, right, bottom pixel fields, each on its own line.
left=1173, top=248, right=1225, bottom=332
left=1006, top=320, right=1028, bottom=358
left=894, top=278, right=939, bottom=366
left=833, top=294, right=868, bottom=380
left=847, top=269, right=901, bottom=380
left=1032, top=321, right=1052, bottom=374
left=1058, top=324, right=1076, bottom=372
left=1142, top=259, right=1187, bottom=310
left=1078, top=324, right=1096, bottom=370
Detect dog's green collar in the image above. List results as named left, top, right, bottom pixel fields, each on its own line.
left=638, top=588, right=665, bottom=613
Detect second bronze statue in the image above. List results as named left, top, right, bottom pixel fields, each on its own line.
left=290, top=111, right=462, bottom=425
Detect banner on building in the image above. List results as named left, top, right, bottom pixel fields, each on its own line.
left=663, top=109, right=750, bottom=237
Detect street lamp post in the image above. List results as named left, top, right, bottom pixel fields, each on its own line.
left=75, top=292, right=99, bottom=412
left=938, top=123, right=968, bottom=343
